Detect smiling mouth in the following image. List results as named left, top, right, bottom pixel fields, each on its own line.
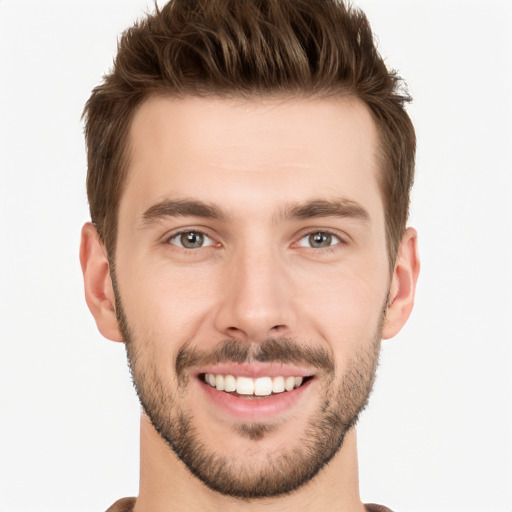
left=201, top=373, right=313, bottom=398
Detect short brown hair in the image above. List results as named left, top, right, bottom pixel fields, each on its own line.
left=83, top=0, right=415, bottom=264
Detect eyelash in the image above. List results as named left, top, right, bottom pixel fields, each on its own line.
left=164, top=229, right=346, bottom=251
left=166, top=229, right=217, bottom=250
left=297, top=230, right=343, bottom=250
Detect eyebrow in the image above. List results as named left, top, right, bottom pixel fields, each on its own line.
left=277, top=198, right=370, bottom=223
left=141, top=199, right=228, bottom=225
left=139, top=197, right=370, bottom=227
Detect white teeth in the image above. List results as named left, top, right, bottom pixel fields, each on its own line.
left=224, top=374, right=236, bottom=392
left=285, top=376, right=296, bottom=391
left=236, top=376, right=254, bottom=395
left=272, top=376, right=285, bottom=393
left=215, top=374, right=225, bottom=391
left=254, top=377, right=273, bottom=396
left=204, top=373, right=306, bottom=396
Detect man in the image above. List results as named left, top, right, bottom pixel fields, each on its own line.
left=80, top=0, right=419, bottom=510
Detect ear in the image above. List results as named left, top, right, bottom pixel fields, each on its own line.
left=79, top=222, right=123, bottom=342
left=382, top=227, right=420, bottom=339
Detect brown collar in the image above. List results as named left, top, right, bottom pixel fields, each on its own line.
left=106, top=497, right=394, bottom=512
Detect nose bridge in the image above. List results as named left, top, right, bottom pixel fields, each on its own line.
left=215, top=237, right=293, bottom=341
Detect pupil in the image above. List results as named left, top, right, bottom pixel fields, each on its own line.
left=181, top=232, right=203, bottom=248
left=310, top=232, right=330, bottom=248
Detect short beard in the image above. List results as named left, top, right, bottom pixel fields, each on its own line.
left=112, top=274, right=383, bottom=499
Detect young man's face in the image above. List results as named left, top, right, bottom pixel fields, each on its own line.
left=83, top=95, right=417, bottom=498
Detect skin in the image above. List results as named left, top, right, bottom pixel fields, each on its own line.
left=80, top=95, right=419, bottom=512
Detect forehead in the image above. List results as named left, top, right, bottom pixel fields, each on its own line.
left=120, top=94, right=383, bottom=225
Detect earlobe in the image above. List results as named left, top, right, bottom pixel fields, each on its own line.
left=79, top=222, right=123, bottom=342
left=382, top=227, right=420, bottom=340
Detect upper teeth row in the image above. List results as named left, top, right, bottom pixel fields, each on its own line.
left=204, top=374, right=304, bottom=396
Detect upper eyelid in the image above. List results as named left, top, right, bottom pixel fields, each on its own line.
left=163, top=226, right=217, bottom=242
left=168, top=231, right=214, bottom=241
left=301, top=230, right=341, bottom=239
left=296, top=230, right=344, bottom=248
left=296, top=227, right=348, bottom=242
left=160, top=226, right=349, bottom=246
left=166, top=230, right=218, bottom=251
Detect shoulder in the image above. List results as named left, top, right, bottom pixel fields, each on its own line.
left=365, top=504, right=394, bottom=512
left=105, top=497, right=136, bottom=512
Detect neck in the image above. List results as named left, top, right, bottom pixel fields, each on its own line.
left=134, top=414, right=366, bottom=512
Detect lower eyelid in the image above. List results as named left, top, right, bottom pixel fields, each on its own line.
left=164, top=230, right=346, bottom=249
left=167, top=230, right=215, bottom=248
left=298, top=232, right=343, bottom=248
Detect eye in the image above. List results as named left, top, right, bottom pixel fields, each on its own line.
left=298, top=231, right=341, bottom=249
left=168, top=231, right=216, bottom=249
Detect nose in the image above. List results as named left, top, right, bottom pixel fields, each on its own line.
left=214, top=244, right=296, bottom=342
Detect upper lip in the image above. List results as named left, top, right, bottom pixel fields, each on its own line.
left=194, top=362, right=315, bottom=379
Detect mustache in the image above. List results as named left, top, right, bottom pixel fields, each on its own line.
left=175, top=338, right=335, bottom=384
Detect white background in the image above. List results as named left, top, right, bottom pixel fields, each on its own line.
left=1, top=1, right=511, bottom=511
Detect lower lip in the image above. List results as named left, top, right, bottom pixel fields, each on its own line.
left=199, top=379, right=313, bottom=421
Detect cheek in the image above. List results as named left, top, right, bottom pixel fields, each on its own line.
left=117, top=260, right=219, bottom=346
left=294, top=265, right=388, bottom=350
